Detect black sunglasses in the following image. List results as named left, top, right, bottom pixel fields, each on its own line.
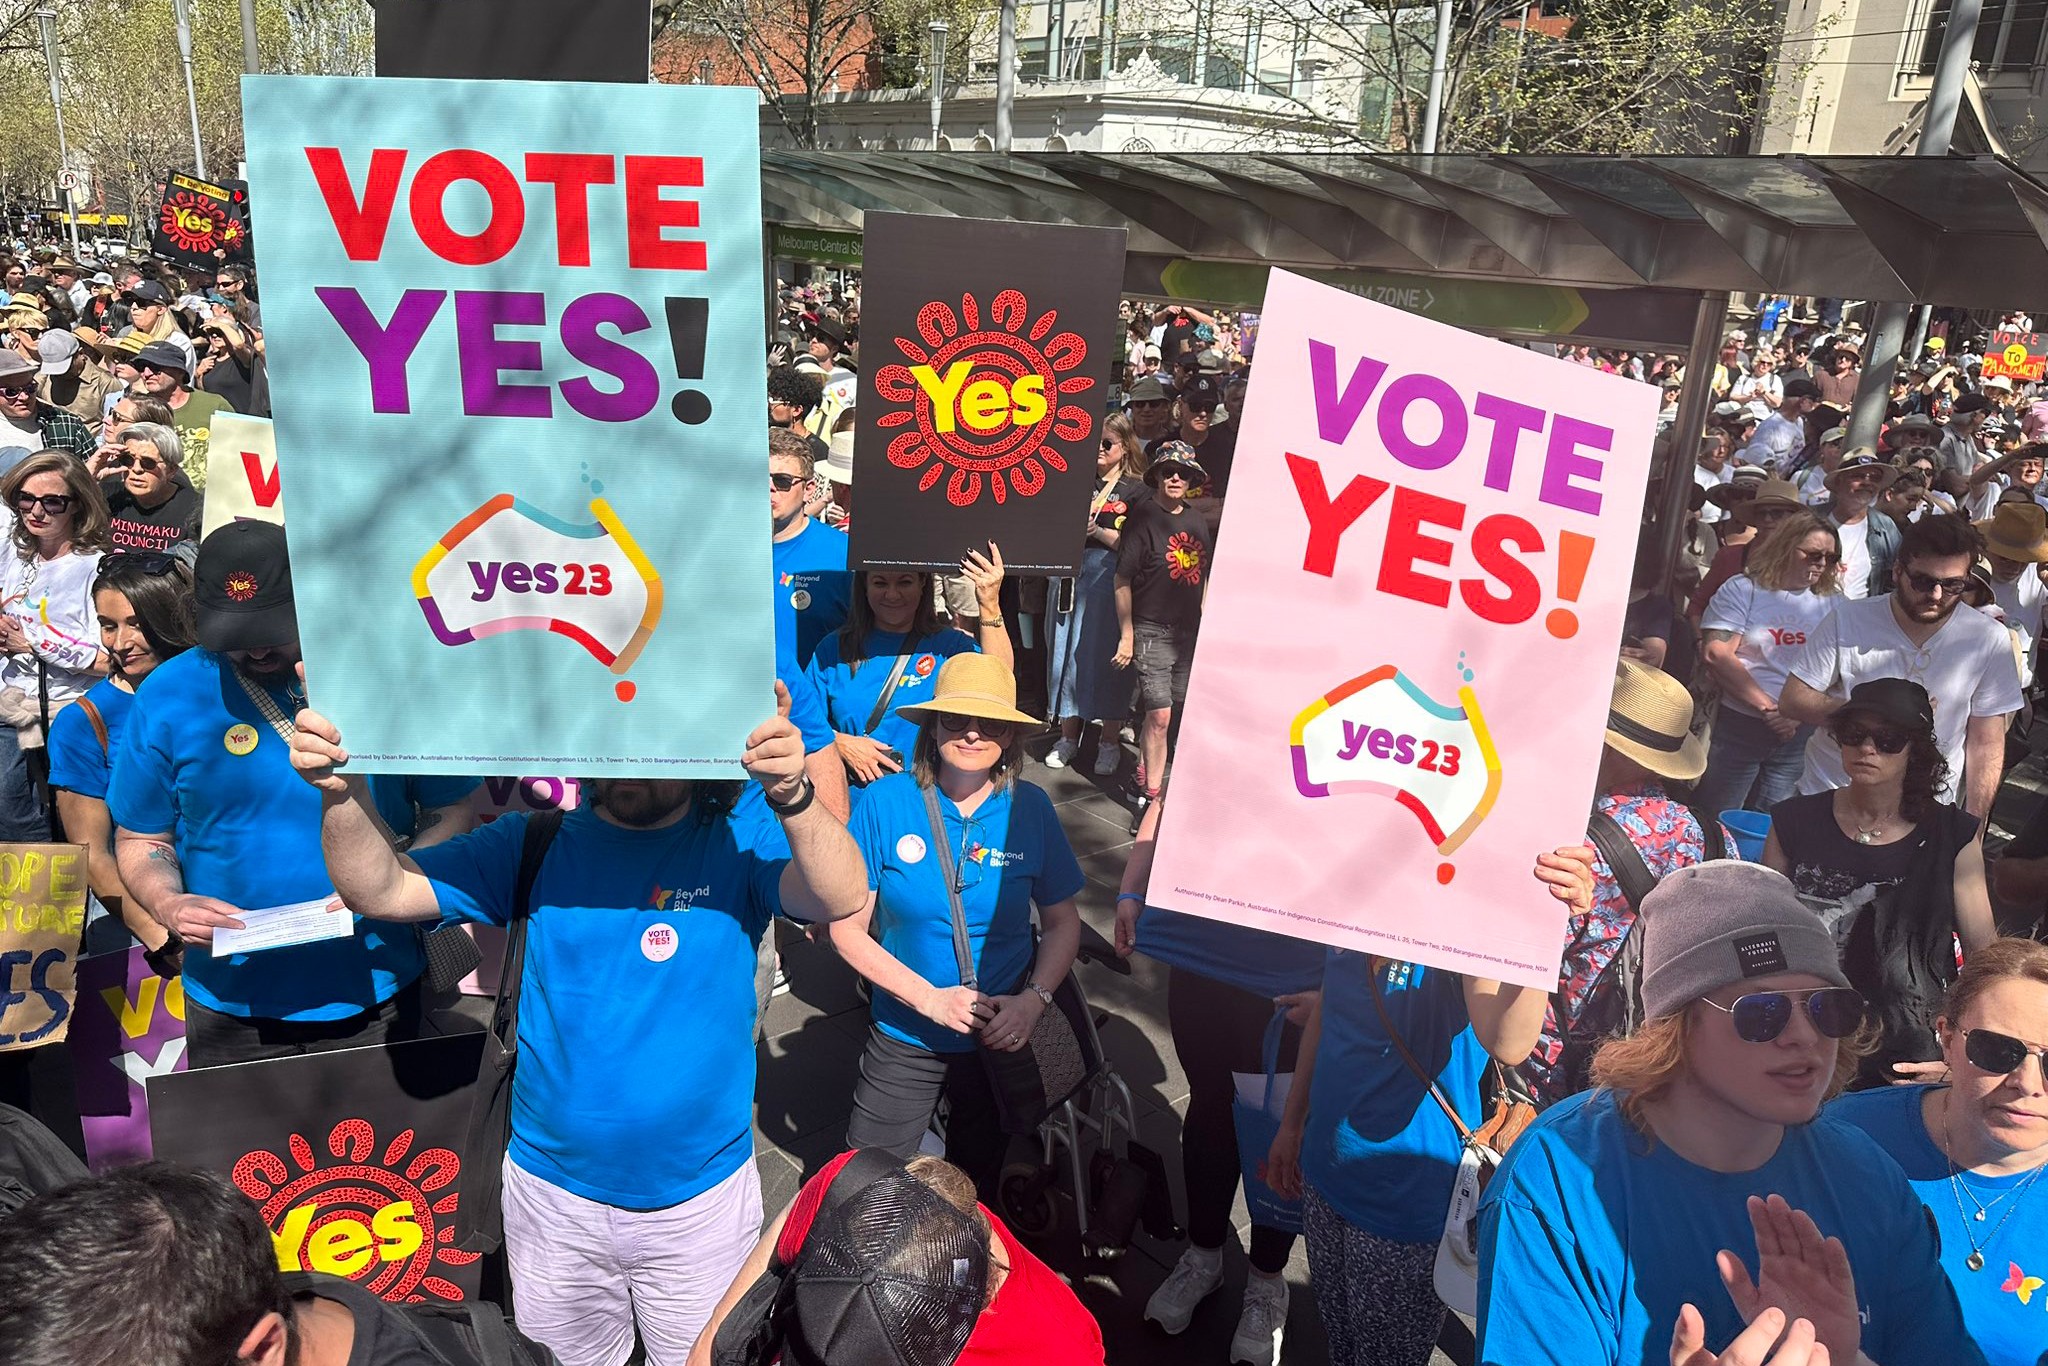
left=1698, top=987, right=1866, bottom=1043
left=769, top=472, right=802, bottom=491
left=1904, top=568, right=1974, bottom=598
left=937, top=712, right=1015, bottom=737
left=94, top=551, right=181, bottom=585
left=1963, top=1027, right=2048, bottom=1076
left=134, top=361, right=182, bottom=376
left=1831, top=721, right=1910, bottom=754
left=13, top=492, right=73, bottom=516
left=1796, top=547, right=1842, bottom=565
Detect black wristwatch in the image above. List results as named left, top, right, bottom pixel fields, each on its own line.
left=766, top=777, right=816, bottom=819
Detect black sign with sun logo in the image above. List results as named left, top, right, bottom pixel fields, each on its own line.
left=150, top=169, right=251, bottom=270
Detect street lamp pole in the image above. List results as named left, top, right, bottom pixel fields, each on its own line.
left=928, top=19, right=949, bottom=150
left=170, top=0, right=207, bottom=179
left=34, top=8, right=80, bottom=260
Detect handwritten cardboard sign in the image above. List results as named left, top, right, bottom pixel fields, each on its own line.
left=0, top=843, right=90, bottom=1051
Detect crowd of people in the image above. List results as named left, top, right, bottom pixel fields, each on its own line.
left=0, top=255, right=2044, bottom=1366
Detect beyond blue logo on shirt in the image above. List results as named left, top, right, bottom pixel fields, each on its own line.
left=647, top=883, right=712, bottom=911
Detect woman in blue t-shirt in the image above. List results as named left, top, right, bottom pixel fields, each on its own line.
left=1829, top=937, right=2048, bottom=1366
left=1478, top=861, right=1987, bottom=1366
left=830, top=654, right=1083, bottom=1199
left=805, top=545, right=1010, bottom=797
left=1261, top=854, right=1591, bottom=1366
left=48, top=551, right=193, bottom=968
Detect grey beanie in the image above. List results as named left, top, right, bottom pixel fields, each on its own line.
left=1638, top=862, right=1849, bottom=1021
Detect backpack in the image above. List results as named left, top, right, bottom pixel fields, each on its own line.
left=281, top=1273, right=557, bottom=1365
left=1542, top=806, right=1726, bottom=1097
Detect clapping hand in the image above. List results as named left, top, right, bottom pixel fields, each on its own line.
left=1716, top=1196, right=1860, bottom=1365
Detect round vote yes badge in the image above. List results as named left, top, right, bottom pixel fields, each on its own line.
left=640, top=923, right=678, bottom=963
left=896, top=834, right=927, bottom=864
left=223, top=724, right=259, bottom=756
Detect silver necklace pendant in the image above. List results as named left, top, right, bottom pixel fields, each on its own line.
left=1855, top=830, right=1878, bottom=844
left=1976, top=1209, right=1987, bottom=1220
left=1967, top=1250, right=1987, bottom=1272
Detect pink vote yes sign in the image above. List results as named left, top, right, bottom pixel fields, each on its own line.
left=1150, top=271, right=1659, bottom=989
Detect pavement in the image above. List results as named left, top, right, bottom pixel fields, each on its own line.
left=749, top=733, right=1395, bottom=1366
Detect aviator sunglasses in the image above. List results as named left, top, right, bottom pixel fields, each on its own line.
left=1961, top=1027, right=2048, bottom=1076
left=1698, top=986, right=1866, bottom=1043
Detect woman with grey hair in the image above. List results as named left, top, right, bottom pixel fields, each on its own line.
left=101, top=420, right=200, bottom=553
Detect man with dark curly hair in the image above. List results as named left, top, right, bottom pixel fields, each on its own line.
left=767, top=364, right=827, bottom=463
left=1781, top=513, right=2021, bottom=816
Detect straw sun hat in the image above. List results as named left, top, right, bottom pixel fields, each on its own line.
left=896, top=653, right=1040, bottom=728
left=1605, top=657, right=1706, bottom=782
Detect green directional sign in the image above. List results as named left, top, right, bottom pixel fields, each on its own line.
left=1152, top=259, right=1591, bottom=335
left=771, top=223, right=863, bottom=268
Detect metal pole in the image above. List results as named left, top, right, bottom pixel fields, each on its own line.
left=1418, top=0, right=1454, bottom=152
left=1844, top=0, right=1981, bottom=451
left=995, top=0, right=1017, bottom=149
left=34, top=9, right=79, bottom=260
left=239, top=0, right=259, bottom=74
left=1656, top=292, right=1732, bottom=591
left=929, top=19, right=949, bottom=150
left=170, top=0, right=207, bottom=180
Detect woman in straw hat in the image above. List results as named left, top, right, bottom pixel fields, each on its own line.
left=1686, top=477, right=1807, bottom=625
left=1524, top=659, right=1733, bottom=1109
left=827, top=653, right=1084, bottom=1199
left=1696, top=512, right=1843, bottom=816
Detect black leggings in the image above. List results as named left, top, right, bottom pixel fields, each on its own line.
left=1166, top=964, right=1303, bottom=1274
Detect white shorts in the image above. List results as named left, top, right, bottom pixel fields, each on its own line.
left=502, top=1154, right=762, bottom=1366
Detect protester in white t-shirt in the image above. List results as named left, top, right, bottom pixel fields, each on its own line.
left=1980, top=499, right=2048, bottom=688
left=1782, top=513, right=2023, bottom=816
left=1695, top=513, right=1843, bottom=816
left=1730, top=352, right=1783, bottom=423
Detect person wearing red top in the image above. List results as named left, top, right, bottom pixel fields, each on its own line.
left=689, top=1150, right=1105, bottom=1366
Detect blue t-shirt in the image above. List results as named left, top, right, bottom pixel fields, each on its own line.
left=369, top=775, right=481, bottom=841
left=106, top=649, right=423, bottom=1021
left=846, top=773, right=1084, bottom=1054
left=1477, top=1088, right=1988, bottom=1366
left=805, top=628, right=979, bottom=765
left=1829, top=1084, right=2043, bottom=1366
left=773, top=519, right=852, bottom=669
left=782, top=658, right=834, bottom=755
left=48, top=677, right=137, bottom=800
left=414, top=804, right=791, bottom=1209
left=1136, top=904, right=1324, bottom=999
left=1301, top=952, right=1484, bottom=1241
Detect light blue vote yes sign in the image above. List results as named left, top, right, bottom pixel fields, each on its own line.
left=240, top=75, right=772, bottom=775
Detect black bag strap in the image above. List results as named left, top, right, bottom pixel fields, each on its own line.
left=923, top=783, right=978, bottom=990
left=1688, top=804, right=1727, bottom=862
left=861, top=651, right=918, bottom=736
left=1586, top=811, right=1658, bottom=914
left=490, top=808, right=565, bottom=1056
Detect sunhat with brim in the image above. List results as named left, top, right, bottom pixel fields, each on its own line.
left=1978, top=500, right=2048, bottom=562
left=1825, top=451, right=1895, bottom=492
left=95, top=332, right=145, bottom=361
left=896, top=652, right=1041, bottom=728
left=819, top=428, right=854, bottom=485
left=1881, top=415, right=1939, bottom=449
left=1734, top=478, right=1805, bottom=525
left=1605, top=657, right=1706, bottom=782
left=1704, top=468, right=1766, bottom=510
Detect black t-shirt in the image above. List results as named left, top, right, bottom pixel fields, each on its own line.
left=100, top=476, right=201, bottom=553
left=1768, top=791, right=1978, bottom=950
left=200, top=350, right=257, bottom=413
left=1160, top=311, right=1197, bottom=362
left=281, top=1272, right=445, bottom=1366
left=1093, top=476, right=1146, bottom=536
left=1117, top=496, right=1213, bottom=630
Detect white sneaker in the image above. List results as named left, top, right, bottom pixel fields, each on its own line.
left=1045, top=737, right=1079, bottom=769
left=1229, top=1272, right=1289, bottom=1366
left=1093, top=741, right=1122, bottom=776
left=1144, top=1246, right=1224, bottom=1335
